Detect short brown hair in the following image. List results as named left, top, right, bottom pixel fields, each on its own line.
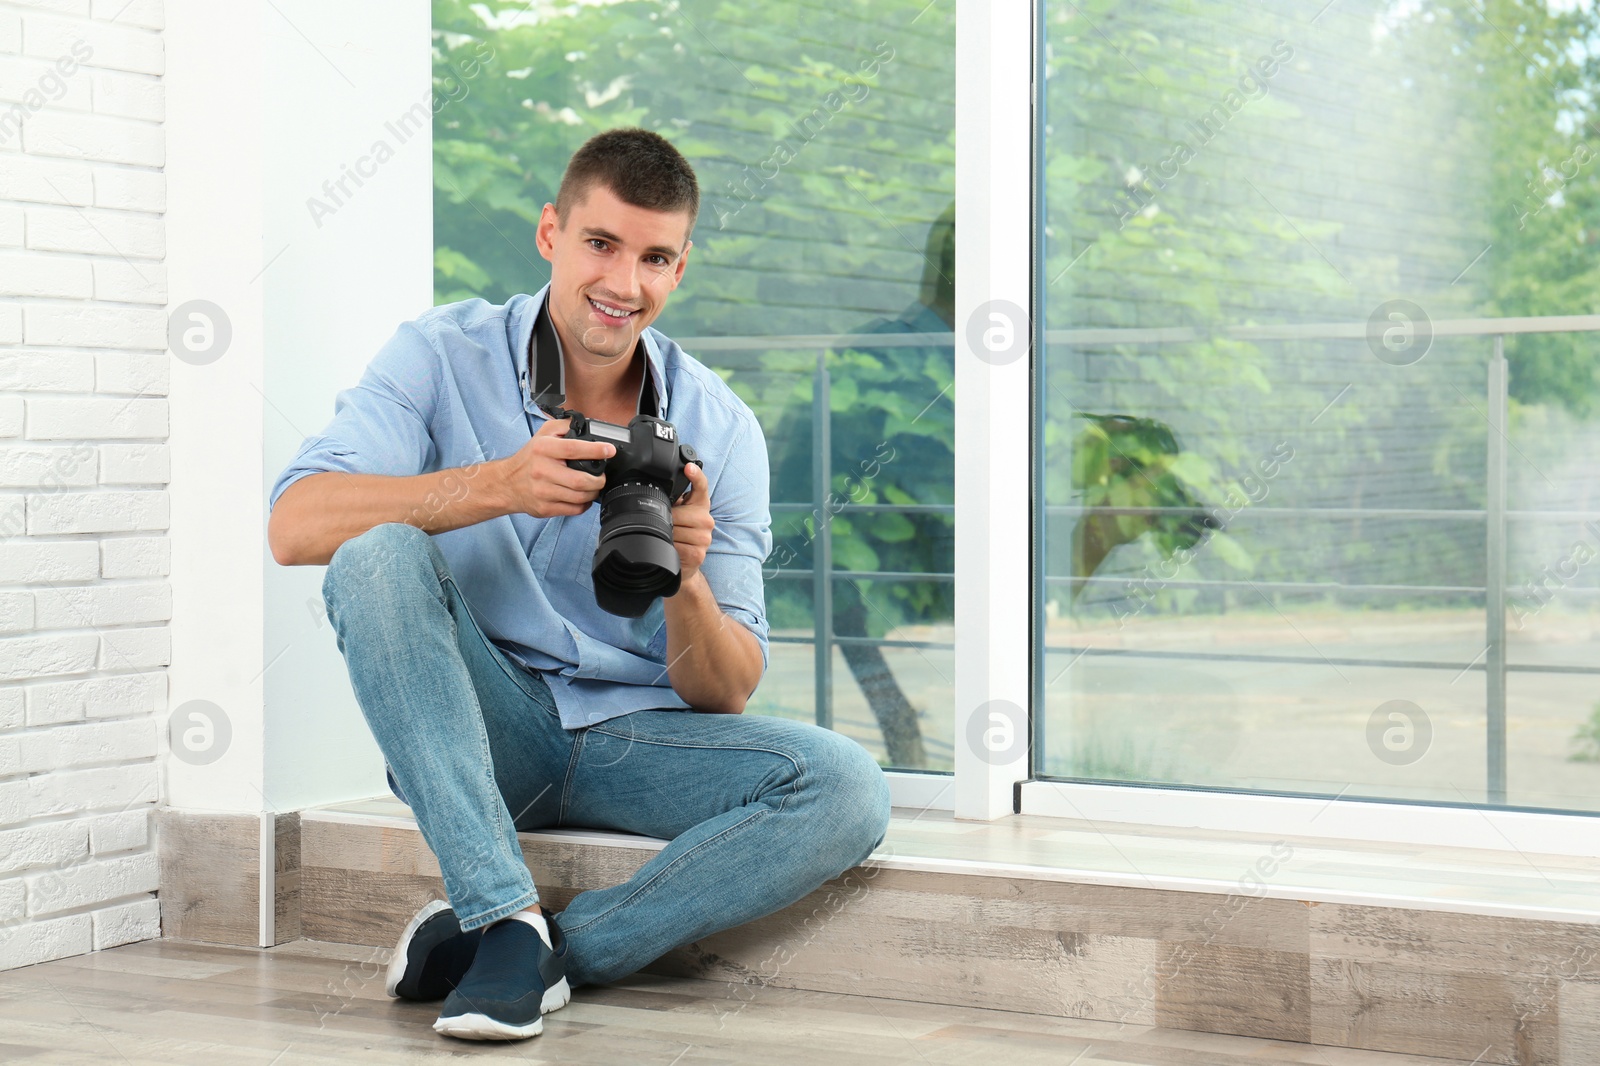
left=555, top=127, right=700, bottom=236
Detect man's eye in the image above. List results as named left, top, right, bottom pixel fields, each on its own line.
left=588, top=239, right=607, bottom=251
left=647, top=255, right=667, bottom=265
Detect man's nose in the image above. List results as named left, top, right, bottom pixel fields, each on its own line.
left=602, top=257, right=641, bottom=301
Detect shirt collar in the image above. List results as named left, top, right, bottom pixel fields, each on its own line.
left=515, top=282, right=669, bottom=421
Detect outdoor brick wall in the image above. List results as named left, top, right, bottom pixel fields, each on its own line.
left=0, top=0, right=166, bottom=971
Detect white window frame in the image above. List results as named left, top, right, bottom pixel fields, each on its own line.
left=949, top=0, right=1035, bottom=820
left=1018, top=780, right=1600, bottom=858
left=887, top=771, right=957, bottom=811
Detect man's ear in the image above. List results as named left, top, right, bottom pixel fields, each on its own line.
left=535, top=202, right=560, bottom=263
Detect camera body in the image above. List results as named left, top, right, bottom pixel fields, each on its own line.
left=548, top=407, right=703, bottom=618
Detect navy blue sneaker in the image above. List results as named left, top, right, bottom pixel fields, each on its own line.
left=385, top=899, right=483, bottom=1001
left=432, top=911, right=570, bottom=1041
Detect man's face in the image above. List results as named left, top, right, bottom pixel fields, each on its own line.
left=535, top=183, right=693, bottom=364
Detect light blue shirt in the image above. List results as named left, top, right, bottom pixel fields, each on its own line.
left=268, top=284, right=773, bottom=729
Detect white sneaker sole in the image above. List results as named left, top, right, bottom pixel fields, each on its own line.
left=432, top=977, right=571, bottom=1041
left=385, top=898, right=453, bottom=999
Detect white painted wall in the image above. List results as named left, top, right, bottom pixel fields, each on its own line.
left=165, top=0, right=266, bottom=820
left=0, top=0, right=167, bottom=970
left=166, top=0, right=431, bottom=837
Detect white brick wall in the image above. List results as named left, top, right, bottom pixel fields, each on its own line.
left=0, top=0, right=164, bottom=972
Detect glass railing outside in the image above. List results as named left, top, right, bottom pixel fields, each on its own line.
left=677, top=333, right=956, bottom=773
left=1037, top=317, right=1600, bottom=813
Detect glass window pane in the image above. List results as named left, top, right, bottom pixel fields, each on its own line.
left=1040, top=0, right=1600, bottom=810
left=432, top=0, right=955, bottom=771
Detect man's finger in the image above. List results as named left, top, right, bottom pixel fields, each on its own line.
left=534, top=419, right=615, bottom=459
left=548, top=486, right=598, bottom=506
left=545, top=437, right=616, bottom=461
left=551, top=465, right=606, bottom=493
left=533, top=417, right=570, bottom=438
left=680, top=462, right=708, bottom=504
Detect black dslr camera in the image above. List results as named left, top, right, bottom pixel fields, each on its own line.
left=547, top=407, right=702, bottom=618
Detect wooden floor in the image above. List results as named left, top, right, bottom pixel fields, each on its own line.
left=0, top=937, right=1485, bottom=1065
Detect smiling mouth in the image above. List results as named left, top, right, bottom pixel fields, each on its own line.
left=587, top=296, right=638, bottom=322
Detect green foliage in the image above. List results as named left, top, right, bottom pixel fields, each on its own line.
left=432, top=0, right=1600, bottom=640
left=1573, top=700, right=1600, bottom=764
left=432, top=0, right=957, bottom=641
left=1042, top=0, right=1600, bottom=620
left=766, top=304, right=956, bottom=636
left=1459, top=1, right=1600, bottom=414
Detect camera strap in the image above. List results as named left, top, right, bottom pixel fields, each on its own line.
left=528, top=295, right=567, bottom=411
left=525, top=295, right=658, bottom=427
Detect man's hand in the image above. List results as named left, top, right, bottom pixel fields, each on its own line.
left=669, top=461, right=714, bottom=584
left=495, top=418, right=615, bottom=518
left=660, top=460, right=761, bottom=712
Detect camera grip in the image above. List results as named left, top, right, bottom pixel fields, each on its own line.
left=671, top=445, right=703, bottom=502
left=550, top=408, right=607, bottom=476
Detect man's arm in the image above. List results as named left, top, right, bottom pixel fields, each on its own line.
left=661, top=462, right=765, bottom=713
left=269, top=418, right=615, bottom=566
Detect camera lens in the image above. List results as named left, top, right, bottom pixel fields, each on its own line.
left=592, top=480, right=681, bottom=617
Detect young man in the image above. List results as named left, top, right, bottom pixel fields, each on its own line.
left=267, top=128, right=891, bottom=1042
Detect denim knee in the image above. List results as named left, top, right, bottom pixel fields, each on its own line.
left=322, top=522, right=441, bottom=620
left=799, top=728, right=893, bottom=871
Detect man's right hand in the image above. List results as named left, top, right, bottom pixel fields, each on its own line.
left=495, top=418, right=615, bottom=518
left=269, top=419, right=618, bottom=566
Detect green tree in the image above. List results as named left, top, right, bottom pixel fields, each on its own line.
left=1042, top=0, right=1600, bottom=623
left=432, top=0, right=957, bottom=767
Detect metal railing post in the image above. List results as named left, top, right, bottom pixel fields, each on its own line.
left=1486, top=335, right=1508, bottom=804
left=812, top=350, right=834, bottom=730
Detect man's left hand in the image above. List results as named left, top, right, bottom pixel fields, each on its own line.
left=670, top=462, right=714, bottom=583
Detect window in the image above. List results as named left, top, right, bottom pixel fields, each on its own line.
left=1039, top=0, right=1600, bottom=813
left=433, top=0, right=1600, bottom=819
left=432, top=0, right=956, bottom=772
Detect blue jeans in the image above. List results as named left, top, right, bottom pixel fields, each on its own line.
left=320, top=522, right=891, bottom=988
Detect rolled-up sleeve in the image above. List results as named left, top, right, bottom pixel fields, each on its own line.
left=699, top=413, right=773, bottom=669
left=268, top=323, right=440, bottom=512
